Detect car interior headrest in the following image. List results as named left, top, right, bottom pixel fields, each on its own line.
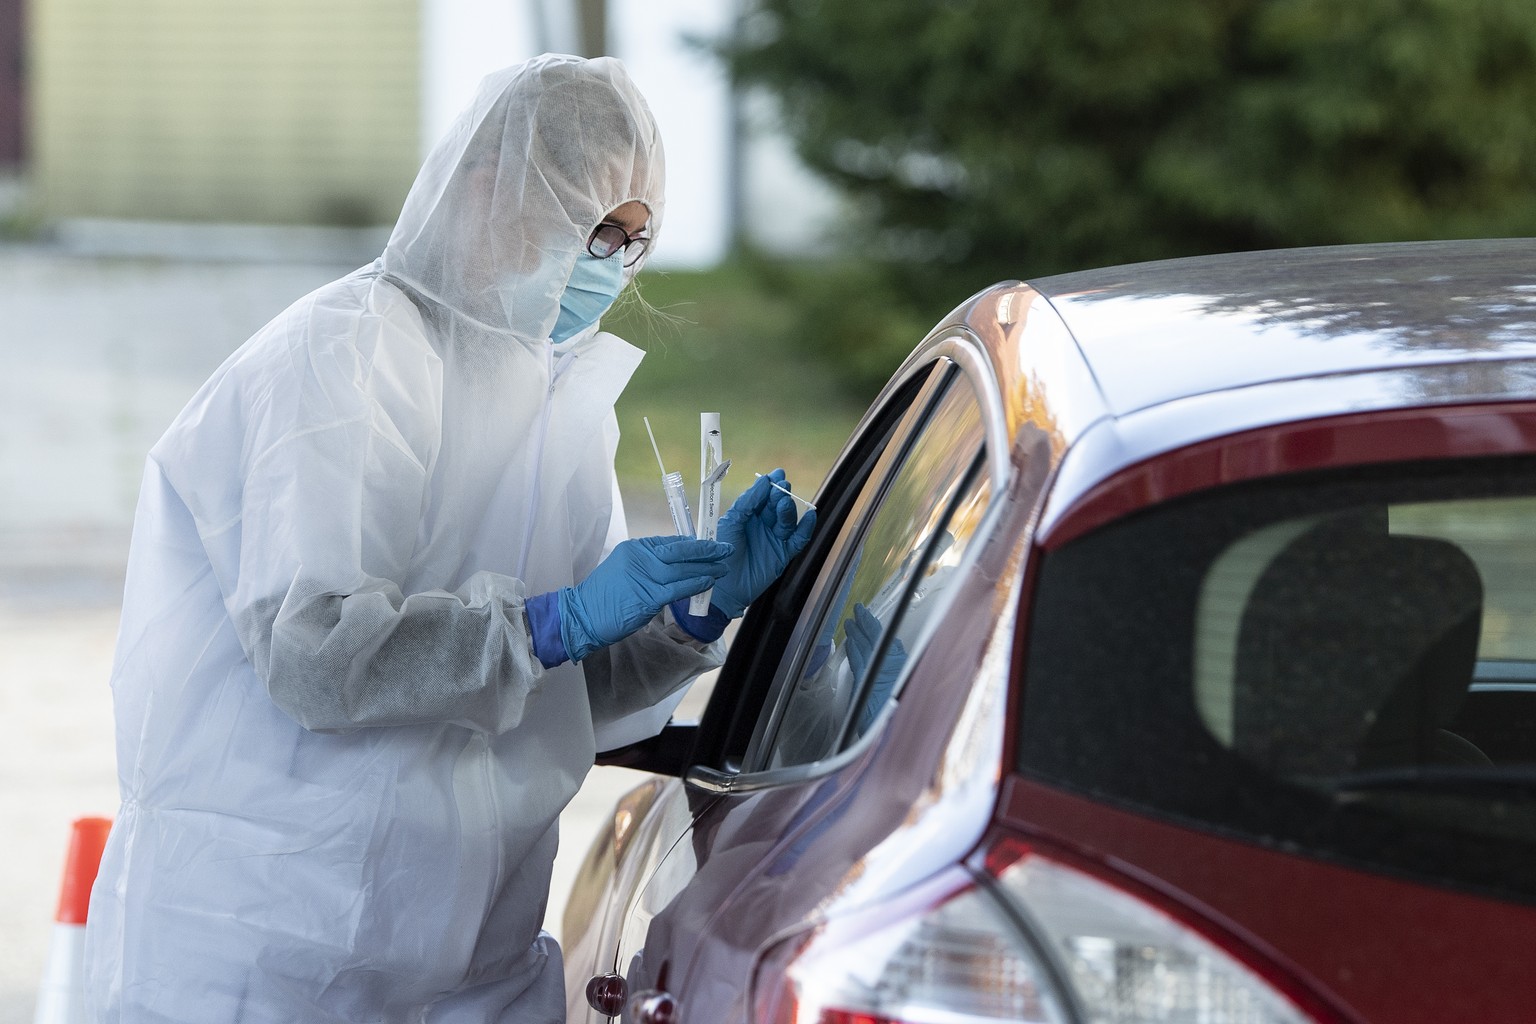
left=1231, top=513, right=1483, bottom=778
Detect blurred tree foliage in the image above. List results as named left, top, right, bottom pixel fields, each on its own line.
left=720, top=0, right=1536, bottom=395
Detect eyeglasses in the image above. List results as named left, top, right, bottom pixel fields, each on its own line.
left=587, top=222, right=650, bottom=267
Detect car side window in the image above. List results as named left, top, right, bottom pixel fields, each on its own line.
left=752, top=372, right=990, bottom=771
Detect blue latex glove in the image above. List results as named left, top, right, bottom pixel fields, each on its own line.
left=558, top=536, right=734, bottom=662
left=844, top=603, right=907, bottom=732
left=711, top=469, right=817, bottom=618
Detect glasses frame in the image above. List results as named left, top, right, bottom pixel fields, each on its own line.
left=587, top=222, right=650, bottom=267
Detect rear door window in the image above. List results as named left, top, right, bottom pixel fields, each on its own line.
left=1022, top=458, right=1536, bottom=902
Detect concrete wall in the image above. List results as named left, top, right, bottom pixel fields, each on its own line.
left=31, top=0, right=421, bottom=225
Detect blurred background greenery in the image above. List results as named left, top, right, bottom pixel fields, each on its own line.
left=606, top=261, right=870, bottom=498
left=717, top=0, right=1536, bottom=400
left=8, top=0, right=1536, bottom=488
left=631, top=0, right=1536, bottom=490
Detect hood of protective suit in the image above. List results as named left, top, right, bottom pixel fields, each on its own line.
left=84, top=56, right=718, bottom=1024
left=382, top=54, right=665, bottom=344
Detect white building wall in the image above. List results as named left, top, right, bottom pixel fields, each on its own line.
left=419, top=0, right=841, bottom=267
left=420, top=0, right=536, bottom=156
left=609, top=0, right=732, bottom=267
left=737, top=88, right=844, bottom=257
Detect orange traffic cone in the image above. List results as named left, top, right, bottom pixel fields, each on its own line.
left=33, top=817, right=111, bottom=1024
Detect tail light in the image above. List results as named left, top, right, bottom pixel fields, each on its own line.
left=751, top=843, right=1324, bottom=1024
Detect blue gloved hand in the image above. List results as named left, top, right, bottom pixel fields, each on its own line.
left=558, top=536, right=734, bottom=662
left=711, top=469, right=817, bottom=618
left=844, top=603, right=907, bottom=732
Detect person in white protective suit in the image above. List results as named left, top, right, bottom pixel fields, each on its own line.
left=82, top=54, right=815, bottom=1022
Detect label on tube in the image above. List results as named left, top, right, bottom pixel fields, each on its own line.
left=690, top=414, right=725, bottom=615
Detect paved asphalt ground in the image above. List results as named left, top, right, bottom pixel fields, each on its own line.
left=0, top=239, right=675, bottom=1021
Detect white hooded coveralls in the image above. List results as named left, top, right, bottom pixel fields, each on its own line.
left=84, top=55, right=721, bottom=1022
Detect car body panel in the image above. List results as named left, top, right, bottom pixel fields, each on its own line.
left=563, top=239, right=1536, bottom=1024
left=999, top=777, right=1536, bottom=1022
left=562, top=777, right=702, bottom=1021
left=570, top=322, right=1056, bottom=1021
left=1008, top=394, right=1536, bottom=1022
left=1033, top=237, right=1536, bottom=417
left=609, top=525, right=1026, bottom=1023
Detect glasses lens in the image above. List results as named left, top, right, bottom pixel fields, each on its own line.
left=588, top=224, right=626, bottom=260
left=622, top=237, right=649, bottom=267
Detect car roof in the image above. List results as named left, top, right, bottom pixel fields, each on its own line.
left=901, top=238, right=1536, bottom=538
left=1026, top=237, right=1536, bottom=417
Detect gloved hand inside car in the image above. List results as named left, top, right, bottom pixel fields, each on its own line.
left=558, top=536, right=734, bottom=662
left=844, top=602, right=907, bottom=732
left=710, top=469, right=817, bottom=618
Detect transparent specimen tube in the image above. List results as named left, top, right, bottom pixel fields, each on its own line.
left=691, top=413, right=727, bottom=615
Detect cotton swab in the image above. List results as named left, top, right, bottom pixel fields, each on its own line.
left=644, top=416, right=668, bottom=476
left=756, top=472, right=817, bottom=511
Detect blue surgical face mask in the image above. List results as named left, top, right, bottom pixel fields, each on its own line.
left=551, top=254, right=625, bottom=344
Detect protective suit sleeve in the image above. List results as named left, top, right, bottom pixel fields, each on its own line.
left=254, top=573, right=547, bottom=734
left=582, top=611, right=725, bottom=750
left=524, top=586, right=724, bottom=743
left=210, top=283, right=550, bottom=735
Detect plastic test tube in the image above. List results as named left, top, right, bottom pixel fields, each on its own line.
left=646, top=416, right=696, bottom=539
left=662, top=470, right=695, bottom=538
left=690, top=413, right=726, bottom=614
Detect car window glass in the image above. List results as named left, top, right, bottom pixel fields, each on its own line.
left=1022, top=460, right=1536, bottom=904
left=1194, top=495, right=1536, bottom=774
left=759, top=376, right=988, bottom=771
left=842, top=465, right=991, bottom=747
left=1388, top=496, right=1536, bottom=662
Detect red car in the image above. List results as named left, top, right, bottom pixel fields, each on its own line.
left=562, top=238, right=1536, bottom=1023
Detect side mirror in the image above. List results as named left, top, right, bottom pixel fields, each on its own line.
left=595, top=722, right=699, bottom=776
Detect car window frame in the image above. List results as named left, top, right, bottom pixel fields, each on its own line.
left=687, top=331, right=1011, bottom=794
left=740, top=367, right=975, bottom=773
left=686, top=359, right=952, bottom=781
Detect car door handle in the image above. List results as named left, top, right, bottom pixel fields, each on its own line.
left=585, top=974, right=626, bottom=1017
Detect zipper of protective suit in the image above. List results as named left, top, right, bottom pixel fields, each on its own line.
left=516, top=346, right=577, bottom=580
left=484, top=345, right=575, bottom=911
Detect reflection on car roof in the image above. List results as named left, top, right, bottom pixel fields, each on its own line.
left=1029, top=238, right=1536, bottom=416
